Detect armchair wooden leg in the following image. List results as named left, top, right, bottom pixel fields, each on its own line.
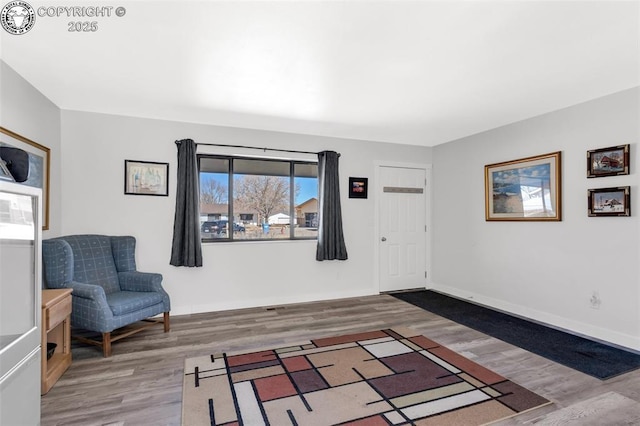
left=103, top=332, right=112, bottom=358
left=163, top=312, right=170, bottom=332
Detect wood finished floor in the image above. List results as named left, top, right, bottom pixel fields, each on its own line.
left=40, top=294, right=640, bottom=426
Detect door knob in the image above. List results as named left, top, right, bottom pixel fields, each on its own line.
left=381, top=237, right=387, bottom=242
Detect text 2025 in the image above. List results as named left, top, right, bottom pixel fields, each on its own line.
left=68, top=21, right=98, bottom=32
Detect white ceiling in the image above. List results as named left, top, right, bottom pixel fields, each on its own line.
left=2, top=1, right=638, bottom=147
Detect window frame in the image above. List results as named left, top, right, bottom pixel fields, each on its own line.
left=198, top=154, right=318, bottom=242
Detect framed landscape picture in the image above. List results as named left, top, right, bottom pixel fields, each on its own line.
left=587, top=144, right=629, bottom=178
left=588, top=186, right=630, bottom=217
left=0, top=127, right=51, bottom=229
left=485, top=151, right=561, bottom=221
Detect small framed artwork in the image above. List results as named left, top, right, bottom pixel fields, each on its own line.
left=124, top=160, right=169, bottom=196
left=0, top=160, right=14, bottom=181
left=349, top=177, right=368, bottom=199
left=0, top=127, right=51, bottom=229
left=587, top=144, right=629, bottom=178
left=485, top=151, right=562, bottom=221
left=588, top=186, right=630, bottom=217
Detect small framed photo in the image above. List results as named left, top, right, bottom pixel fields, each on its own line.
left=349, top=177, right=368, bottom=199
left=588, top=186, right=630, bottom=217
left=587, top=144, right=629, bottom=178
left=485, top=151, right=561, bottom=221
left=124, top=160, right=169, bottom=196
left=0, top=159, right=14, bottom=181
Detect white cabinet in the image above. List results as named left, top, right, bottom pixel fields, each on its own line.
left=0, top=181, right=42, bottom=425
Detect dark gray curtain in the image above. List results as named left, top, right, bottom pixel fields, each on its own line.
left=170, top=139, right=203, bottom=267
left=316, top=151, right=348, bottom=261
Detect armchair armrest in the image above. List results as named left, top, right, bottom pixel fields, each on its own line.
left=64, top=281, right=110, bottom=310
left=63, top=281, right=115, bottom=332
left=118, top=271, right=164, bottom=292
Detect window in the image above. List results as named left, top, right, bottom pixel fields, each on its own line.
left=198, top=155, right=318, bottom=241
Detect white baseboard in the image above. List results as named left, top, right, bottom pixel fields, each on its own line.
left=169, top=288, right=379, bottom=317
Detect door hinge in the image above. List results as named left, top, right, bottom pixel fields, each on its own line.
left=425, top=271, right=428, bottom=278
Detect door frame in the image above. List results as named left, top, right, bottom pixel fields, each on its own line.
left=373, top=160, right=432, bottom=293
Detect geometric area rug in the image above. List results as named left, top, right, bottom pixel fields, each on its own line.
left=182, top=327, right=551, bottom=425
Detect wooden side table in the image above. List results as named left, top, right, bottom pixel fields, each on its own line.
left=41, top=288, right=73, bottom=394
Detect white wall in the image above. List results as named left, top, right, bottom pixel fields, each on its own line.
left=60, top=110, right=432, bottom=315
left=0, top=61, right=61, bottom=237
left=432, top=87, right=640, bottom=350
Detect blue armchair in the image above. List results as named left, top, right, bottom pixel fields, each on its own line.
left=42, top=235, right=170, bottom=357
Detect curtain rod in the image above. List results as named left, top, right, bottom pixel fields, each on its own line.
left=175, top=140, right=341, bottom=157
left=180, top=141, right=320, bottom=156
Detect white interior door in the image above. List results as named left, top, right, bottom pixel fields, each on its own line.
left=378, top=165, right=427, bottom=292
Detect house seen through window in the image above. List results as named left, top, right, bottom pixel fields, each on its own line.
left=198, top=155, right=318, bottom=241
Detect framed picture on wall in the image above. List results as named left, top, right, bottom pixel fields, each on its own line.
left=485, top=151, right=562, bottom=221
left=124, top=160, right=169, bottom=196
left=349, top=177, right=368, bottom=199
left=0, top=127, right=51, bottom=229
left=0, top=160, right=14, bottom=181
left=587, top=144, right=629, bottom=178
left=588, top=186, right=630, bottom=217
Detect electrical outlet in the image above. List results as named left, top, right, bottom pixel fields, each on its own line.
left=590, top=291, right=601, bottom=309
